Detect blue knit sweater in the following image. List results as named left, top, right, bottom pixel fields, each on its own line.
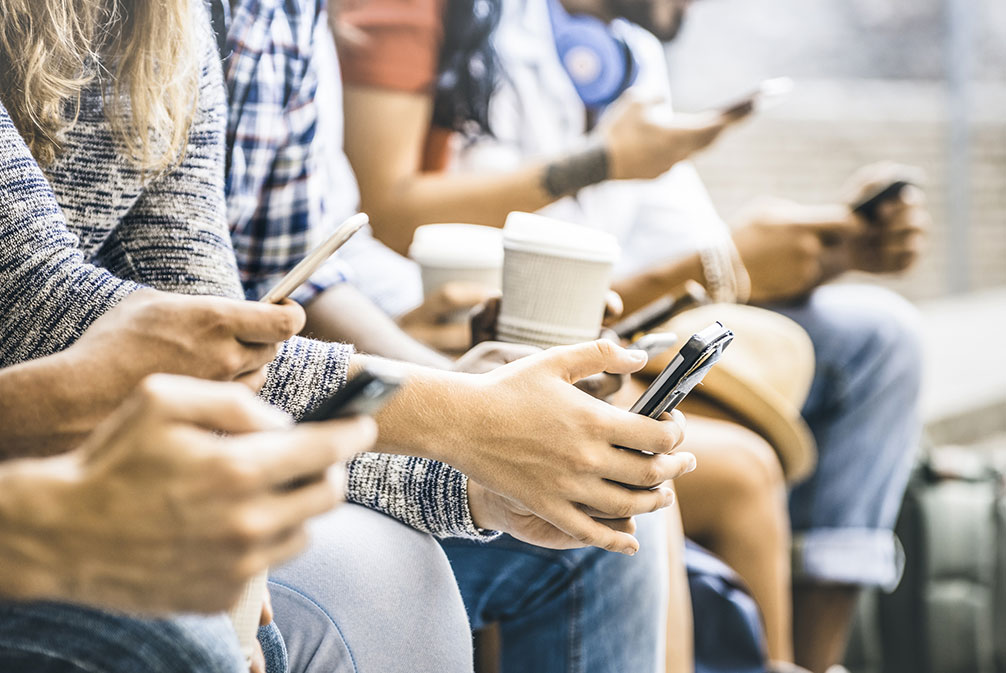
left=0, top=15, right=483, bottom=540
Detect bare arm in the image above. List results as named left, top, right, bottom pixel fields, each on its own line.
left=342, top=87, right=735, bottom=256
left=611, top=252, right=706, bottom=318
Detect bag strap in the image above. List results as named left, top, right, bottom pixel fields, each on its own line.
left=206, top=0, right=231, bottom=62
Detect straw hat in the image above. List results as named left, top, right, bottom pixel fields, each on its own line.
left=641, top=303, right=817, bottom=483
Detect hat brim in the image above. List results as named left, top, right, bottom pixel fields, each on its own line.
left=695, top=366, right=817, bottom=483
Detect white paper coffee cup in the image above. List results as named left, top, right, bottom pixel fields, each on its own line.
left=497, top=212, right=619, bottom=348
left=409, top=223, right=504, bottom=298
left=227, top=570, right=268, bottom=664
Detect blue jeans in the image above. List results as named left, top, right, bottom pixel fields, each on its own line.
left=270, top=504, right=474, bottom=673
left=773, top=284, right=922, bottom=590
left=440, top=511, right=669, bottom=673
left=0, top=602, right=244, bottom=673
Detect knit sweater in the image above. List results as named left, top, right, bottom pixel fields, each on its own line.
left=0, top=13, right=485, bottom=540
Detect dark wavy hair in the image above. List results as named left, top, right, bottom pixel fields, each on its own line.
left=432, top=0, right=502, bottom=136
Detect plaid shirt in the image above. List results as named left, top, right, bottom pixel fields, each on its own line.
left=215, top=0, right=349, bottom=302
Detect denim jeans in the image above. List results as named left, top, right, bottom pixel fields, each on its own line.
left=269, top=504, right=474, bottom=673
left=440, top=510, right=669, bottom=673
left=0, top=602, right=245, bottom=673
left=773, top=284, right=922, bottom=590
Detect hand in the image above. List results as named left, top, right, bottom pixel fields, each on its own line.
left=842, top=162, right=929, bottom=274
left=69, top=289, right=305, bottom=393
left=6, top=375, right=376, bottom=614
left=731, top=197, right=860, bottom=303
left=399, top=282, right=498, bottom=354
left=454, top=340, right=541, bottom=374
left=467, top=481, right=641, bottom=551
left=469, top=294, right=626, bottom=399
left=600, top=91, right=742, bottom=181
left=444, top=340, right=695, bottom=554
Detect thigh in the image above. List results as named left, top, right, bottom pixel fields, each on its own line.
left=442, top=511, right=669, bottom=673
left=0, top=602, right=243, bottom=673
left=270, top=504, right=473, bottom=673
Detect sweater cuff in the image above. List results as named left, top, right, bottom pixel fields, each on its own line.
left=346, top=453, right=499, bottom=541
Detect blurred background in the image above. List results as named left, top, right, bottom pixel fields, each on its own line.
left=665, top=0, right=1006, bottom=301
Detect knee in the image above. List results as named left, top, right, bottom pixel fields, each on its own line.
left=719, top=424, right=787, bottom=502
left=270, top=505, right=472, bottom=673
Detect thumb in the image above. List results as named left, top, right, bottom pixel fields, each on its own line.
left=540, top=339, right=649, bottom=384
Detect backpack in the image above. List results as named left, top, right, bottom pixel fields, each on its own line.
left=687, top=541, right=768, bottom=673
left=845, top=444, right=1006, bottom=673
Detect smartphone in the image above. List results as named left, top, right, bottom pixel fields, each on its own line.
left=300, top=365, right=404, bottom=423
left=611, top=281, right=709, bottom=341
left=851, top=179, right=911, bottom=223
left=719, top=77, right=794, bottom=118
left=629, top=322, right=733, bottom=419
left=260, top=212, right=369, bottom=304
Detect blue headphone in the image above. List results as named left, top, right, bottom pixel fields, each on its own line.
left=547, top=0, right=638, bottom=110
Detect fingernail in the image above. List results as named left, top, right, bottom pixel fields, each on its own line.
left=671, top=408, right=686, bottom=432
left=628, top=349, right=648, bottom=363
left=264, top=406, right=294, bottom=429
left=622, top=546, right=637, bottom=556
left=683, top=453, right=698, bottom=473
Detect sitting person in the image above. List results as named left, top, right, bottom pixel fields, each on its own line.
left=336, top=0, right=926, bottom=670
left=0, top=328, right=375, bottom=672
left=0, top=1, right=691, bottom=672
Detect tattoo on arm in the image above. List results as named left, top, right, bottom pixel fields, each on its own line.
left=542, top=144, right=610, bottom=198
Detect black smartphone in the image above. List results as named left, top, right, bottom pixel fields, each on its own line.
left=852, top=179, right=911, bottom=223
left=629, top=322, right=733, bottom=419
left=299, top=366, right=404, bottom=423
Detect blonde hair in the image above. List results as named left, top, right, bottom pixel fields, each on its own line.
left=0, top=0, right=200, bottom=173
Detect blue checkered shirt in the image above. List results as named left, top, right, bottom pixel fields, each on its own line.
left=215, top=0, right=350, bottom=302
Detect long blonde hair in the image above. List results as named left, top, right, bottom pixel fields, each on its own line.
left=0, top=0, right=200, bottom=173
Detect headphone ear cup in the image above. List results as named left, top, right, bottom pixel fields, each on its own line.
left=548, top=2, right=636, bottom=108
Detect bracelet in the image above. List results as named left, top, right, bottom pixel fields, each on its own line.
left=542, top=143, right=610, bottom=198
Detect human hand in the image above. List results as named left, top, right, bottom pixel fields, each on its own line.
left=9, top=375, right=376, bottom=614
left=469, top=294, right=626, bottom=397
left=445, top=340, right=694, bottom=555
left=467, top=481, right=641, bottom=551
left=600, top=91, right=743, bottom=181
left=399, top=281, right=498, bottom=354
left=69, top=289, right=304, bottom=393
left=731, top=197, right=860, bottom=303
left=843, top=162, right=929, bottom=274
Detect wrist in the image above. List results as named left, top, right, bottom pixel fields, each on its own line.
left=466, top=480, right=502, bottom=532
left=541, top=142, right=610, bottom=198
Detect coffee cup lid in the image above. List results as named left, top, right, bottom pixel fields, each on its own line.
left=503, top=212, right=620, bottom=264
left=409, top=223, right=504, bottom=268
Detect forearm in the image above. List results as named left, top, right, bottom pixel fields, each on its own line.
left=613, top=252, right=705, bottom=317
left=303, top=284, right=452, bottom=369
left=0, top=351, right=132, bottom=459
left=362, top=146, right=610, bottom=255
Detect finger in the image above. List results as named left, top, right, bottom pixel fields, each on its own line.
left=602, top=291, right=624, bottom=325
left=250, top=643, right=266, bottom=673
left=237, top=342, right=281, bottom=374
left=797, top=205, right=862, bottom=238
left=541, top=502, right=640, bottom=555
left=604, top=406, right=687, bottom=455
left=235, top=416, right=378, bottom=488
left=249, top=477, right=345, bottom=538
left=541, top=339, right=649, bottom=383
left=257, top=526, right=312, bottom=571
left=600, top=449, right=696, bottom=489
left=431, top=282, right=497, bottom=316
left=235, top=368, right=269, bottom=394
left=231, top=298, right=305, bottom=343
left=576, top=480, right=677, bottom=519
left=134, top=374, right=292, bottom=434
left=469, top=296, right=501, bottom=346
